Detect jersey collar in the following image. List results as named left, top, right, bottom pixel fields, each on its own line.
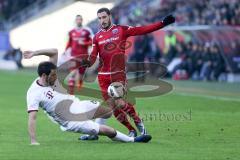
left=36, top=79, right=47, bottom=87
left=101, top=24, right=116, bottom=32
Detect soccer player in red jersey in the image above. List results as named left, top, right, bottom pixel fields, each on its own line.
left=80, top=8, right=175, bottom=140
left=65, top=15, right=93, bottom=94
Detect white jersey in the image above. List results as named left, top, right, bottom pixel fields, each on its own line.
left=26, top=78, right=76, bottom=126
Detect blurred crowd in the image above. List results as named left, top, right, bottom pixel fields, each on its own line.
left=112, top=0, right=240, bottom=27
left=0, top=0, right=37, bottom=30
left=128, top=33, right=235, bottom=82
left=0, top=0, right=36, bottom=20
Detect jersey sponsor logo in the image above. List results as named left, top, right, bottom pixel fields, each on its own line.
left=73, top=37, right=80, bottom=41
left=81, top=31, right=86, bottom=36
left=98, top=36, right=119, bottom=45
left=46, top=90, right=54, bottom=99
left=99, top=35, right=103, bottom=38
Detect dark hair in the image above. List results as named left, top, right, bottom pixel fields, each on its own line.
left=97, top=8, right=111, bottom=15
left=37, top=61, right=56, bottom=76
left=76, top=15, right=82, bottom=18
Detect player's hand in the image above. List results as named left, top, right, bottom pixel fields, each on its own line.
left=23, top=51, right=35, bottom=59
left=162, top=15, right=175, bottom=26
left=81, top=59, right=91, bottom=67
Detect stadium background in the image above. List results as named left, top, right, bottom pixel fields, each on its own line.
left=0, top=0, right=240, bottom=160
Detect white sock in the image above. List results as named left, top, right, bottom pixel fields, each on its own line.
left=111, top=131, right=134, bottom=142
left=95, top=118, right=107, bottom=125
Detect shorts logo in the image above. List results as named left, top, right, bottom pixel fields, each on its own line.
left=112, top=28, right=119, bottom=35
left=90, top=100, right=98, bottom=104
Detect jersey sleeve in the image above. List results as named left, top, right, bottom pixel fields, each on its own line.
left=89, top=35, right=99, bottom=66
left=65, top=31, right=72, bottom=50
left=123, top=21, right=165, bottom=37
left=26, top=89, right=40, bottom=113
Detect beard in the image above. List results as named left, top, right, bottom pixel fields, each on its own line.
left=46, top=77, right=56, bottom=86
left=102, top=21, right=111, bottom=29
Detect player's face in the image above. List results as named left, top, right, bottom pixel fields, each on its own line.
left=46, top=69, right=57, bottom=86
left=97, top=12, right=111, bottom=29
left=76, top=16, right=83, bottom=27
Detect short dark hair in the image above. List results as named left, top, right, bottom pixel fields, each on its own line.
left=37, top=61, right=56, bottom=77
left=76, top=15, right=82, bottom=18
left=97, top=8, right=111, bottom=15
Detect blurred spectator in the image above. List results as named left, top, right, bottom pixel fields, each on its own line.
left=3, top=48, right=23, bottom=68
left=130, top=35, right=149, bottom=82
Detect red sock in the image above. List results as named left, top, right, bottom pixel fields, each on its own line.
left=77, top=80, right=83, bottom=91
left=68, top=79, right=75, bottom=95
left=122, top=103, right=142, bottom=124
left=113, top=108, right=136, bottom=131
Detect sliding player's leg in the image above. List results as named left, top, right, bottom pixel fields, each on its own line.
left=67, top=120, right=151, bottom=143
left=98, top=124, right=151, bottom=143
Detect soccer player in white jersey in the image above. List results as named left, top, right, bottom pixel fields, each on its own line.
left=23, top=49, right=151, bottom=145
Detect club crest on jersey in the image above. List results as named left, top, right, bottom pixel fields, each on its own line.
left=112, top=28, right=119, bottom=35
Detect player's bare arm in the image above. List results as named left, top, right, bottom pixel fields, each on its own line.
left=23, top=49, right=58, bottom=65
left=28, top=111, right=39, bottom=145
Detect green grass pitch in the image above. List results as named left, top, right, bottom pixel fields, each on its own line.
left=0, top=70, right=239, bottom=160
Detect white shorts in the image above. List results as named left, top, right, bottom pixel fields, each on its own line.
left=60, top=99, right=101, bottom=135
left=70, top=98, right=100, bottom=114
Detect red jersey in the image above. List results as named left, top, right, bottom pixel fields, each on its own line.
left=66, top=27, right=93, bottom=57
left=89, top=22, right=165, bottom=73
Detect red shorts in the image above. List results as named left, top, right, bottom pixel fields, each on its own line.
left=98, top=72, right=126, bottom=101
left=70, top=53, right=88, bottom=75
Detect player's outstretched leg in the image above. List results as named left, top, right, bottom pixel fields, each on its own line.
left=105, top=98, right=137, bottom=137
left=113, top=108, right=137, bottom=137
left=98, top=125, right=151, bottom=143
left=122, top=102, right=147, bottom=135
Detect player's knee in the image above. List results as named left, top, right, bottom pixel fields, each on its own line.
left=81, top=122, right=99, bottom=135
left=99, top=125, right=115, bottom=138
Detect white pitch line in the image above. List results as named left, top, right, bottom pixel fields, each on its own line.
left=174, top=92, right=240, bottom=102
